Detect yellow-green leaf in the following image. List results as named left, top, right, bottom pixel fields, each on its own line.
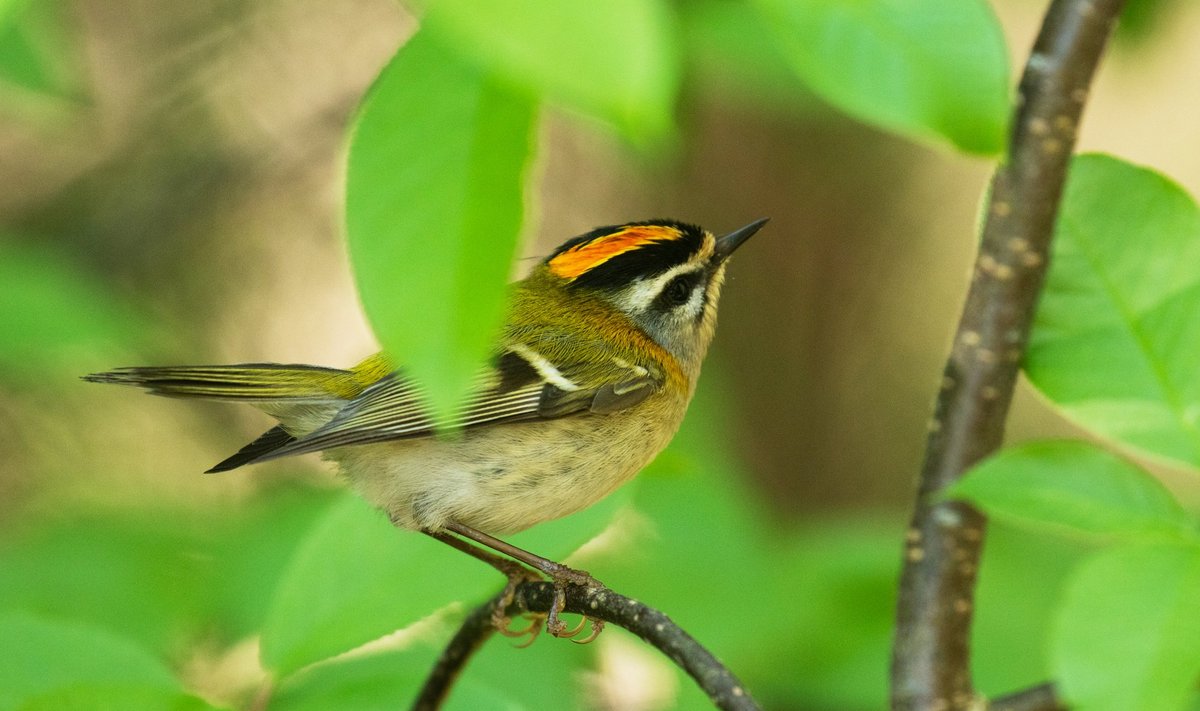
left=422, top=0, right=679, bottom=140
left=1027, top=154, right=1200, bottom=469
left=1054, top=543, right=1200, bottom=711
left=751, top=0, right=1009, bottom=155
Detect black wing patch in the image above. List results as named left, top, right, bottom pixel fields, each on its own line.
left=206, top=425, right=296, bottom=473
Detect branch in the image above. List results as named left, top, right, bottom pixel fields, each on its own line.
left=411, top=589, right=501, bottom=711
left=890, top=1, right=1126, bottom=710
left=990, top=683, right=1064, bottom=711
left=413, top=582, right=761, bottom=711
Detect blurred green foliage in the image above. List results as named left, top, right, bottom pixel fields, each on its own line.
left=2, top=1, right=1200, bottom=710
left=0, top=0, right=77, bottom=102
left=749, top=0, right=1010, bottom=155
left=0, top=242, right=148, bottom=383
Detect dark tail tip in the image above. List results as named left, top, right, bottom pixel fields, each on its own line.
left=82, top=368, right=141, bottom=385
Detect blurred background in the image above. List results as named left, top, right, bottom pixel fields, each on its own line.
left=2, top=1, right=1199, bottom=710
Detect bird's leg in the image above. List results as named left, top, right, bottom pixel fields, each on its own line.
left=423, top=529, right=543, bottom=641
left=443, top=521, right=605, bottom=641
left=443, top=522, right=603, bottom=588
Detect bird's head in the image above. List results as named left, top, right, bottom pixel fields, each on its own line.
left=540, top=218, right=767, bottom=369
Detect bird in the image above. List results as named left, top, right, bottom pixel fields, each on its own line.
left=85, top=217, right=766, bottom=640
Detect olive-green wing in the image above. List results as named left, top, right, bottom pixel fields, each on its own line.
left=217, top=349, right=661, bottom=469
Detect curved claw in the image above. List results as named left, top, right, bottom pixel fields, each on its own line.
left=558, top=615, right=589, bottom=639
left=495, top=613, right=541, bottom=639
left=572, top=618, right=605, bottom=645
left=490, top=563, right=548, bottom=644
left=512, top=618, right=545, bottom=649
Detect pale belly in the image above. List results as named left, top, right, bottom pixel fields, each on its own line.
left=327, top=397, right=686, bottom=535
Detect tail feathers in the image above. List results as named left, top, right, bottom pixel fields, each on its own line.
left=83, top=364, right=362, bottom=401
left=206, top=425, right=296, bottom=473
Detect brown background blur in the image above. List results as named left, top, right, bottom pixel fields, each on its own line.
left=2, top=0, right=1199, bottom=521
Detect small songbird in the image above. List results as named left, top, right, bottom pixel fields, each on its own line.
left=86, top=217, right=766, bottom=639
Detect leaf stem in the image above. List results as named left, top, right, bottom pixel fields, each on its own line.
left=889, top=1, right=1126, bottom=709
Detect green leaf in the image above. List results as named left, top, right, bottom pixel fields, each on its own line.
left=680, top=0, right=814, bottom=113
left=1027, top=154, right=1200, bottom=469
left=1053, top=542, right=1200, bottom=711
left=260, top=486, right=631, bottom=676
left=422, top=0, right=678, bottom=139
left=0, top=241, right=147, bottom=382
left=345, top=31, right=536, bottom=421
left=273, top=645, right=524, bottom=711
left=0, top=489, right=333, bottom=656
left=972, top=521, right=1093, bottom=697
left=260, top=495, right=478, bottom=676
left=1116, top=0, right=1184, bottom=45
left=0, top=611, right=184, bottom=711
left=0, top=515, right=214, bottom=655
left=947, top=440, right=1195, bottom=540
left=16, top=687, right=220, bottom=711
left=595, top=379, right=902, bottom=710
left=455, top=613, right=594, bottom=710
left=750, top=0, right=1009, bottom=155
left=0, top=0, right=21, bottom=27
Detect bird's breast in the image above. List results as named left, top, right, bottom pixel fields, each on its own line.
left=329, top=390, right=691, bottom=534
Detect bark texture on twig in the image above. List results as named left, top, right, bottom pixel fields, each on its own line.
left=890, top=1, right=1126, bottom=709
left=411, top=590, right=502, bottom=711
left=413, top=582, right=760, bottom=711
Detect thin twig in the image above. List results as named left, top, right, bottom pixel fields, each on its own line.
left=990, top=683, right=1064, bottom=711
left=413, top=582, right=761, bottom=711
left=410, top=590, right=503, bottom=711
left=890, top=1, right=1126, bottom=710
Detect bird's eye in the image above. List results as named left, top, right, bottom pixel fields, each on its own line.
left=663, top=274, right=695, bottom=306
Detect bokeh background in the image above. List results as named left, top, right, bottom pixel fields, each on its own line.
left=2, top=1, right=1199, bottom=710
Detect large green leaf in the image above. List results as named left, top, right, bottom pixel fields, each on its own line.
left=0, top=611, right=199, bottom=711
left=680, top=0, right=811, bottom=112
left=947, top=440, right=1196, bottom=540
left=972, top=521, right=1092, bottom=698
left=260, top=485, right=632, bottom=676
left=0, top=488, right=333, bottom=656
left=345, top=30, right=536, bottom=421
left=0, top=515, right=214, bottom=656
left=1027, top=154, right=1200, bottom=469
left=750, top=0, right=1009, bottom=155
left=422, top=0, right=678, bottom=139
left=272, top=645, right=524, bottom=711
left=16, top=688, right=220, bottom=711
left=1053, top=542, right=1200, bottom=711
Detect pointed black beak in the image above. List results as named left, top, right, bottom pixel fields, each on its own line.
left=713, top=218, right=768, bottom=262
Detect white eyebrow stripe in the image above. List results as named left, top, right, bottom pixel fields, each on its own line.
left=508, top=342, right=580, bottom=392
left=621, top=262, right=706, bottom=313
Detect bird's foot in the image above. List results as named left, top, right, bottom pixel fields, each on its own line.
left=490, top=562, right=546, bottom=647
left=542, top=564, right=606, bottom=644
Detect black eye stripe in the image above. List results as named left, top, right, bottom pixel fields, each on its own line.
left=655, top=272, right=701, bottom=309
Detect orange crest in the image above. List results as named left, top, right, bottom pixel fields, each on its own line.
left=548, top=225, right=683, bottom=279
